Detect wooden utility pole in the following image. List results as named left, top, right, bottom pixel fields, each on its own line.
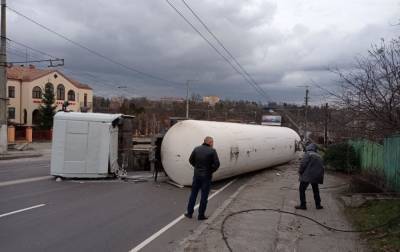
left=297, top=85, right=310, bottom=141
left=304, top=86, right=309, bottom=141
left=324, top=103, right=329, bottom=147
left=0, top=0, right=7, bottom=154
left=185, top=79, right=198, bottom=119
left=185, top=80, right=190, bottom=119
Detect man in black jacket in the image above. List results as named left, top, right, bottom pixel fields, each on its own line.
left=295, top=143, right=324, bottom=210
left=185, top=136, right=220, bottom=220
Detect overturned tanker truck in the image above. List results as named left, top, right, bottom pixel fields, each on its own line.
left=161, top=120, right=301, bottom=186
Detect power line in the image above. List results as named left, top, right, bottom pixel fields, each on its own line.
left=63, top=68, right=136, bottom=92
left=60, top=67, right=182, bottom=97
left=171, top=1, right=303, bottom=131
left=5, top=40, right=64, bottom=66
left=1, top=59, right=63, bottom=66
left=4, top=37, right=144, bottom=96
left=3, top=36, right=58, bottom=59
left=6, top=41, right=44, bottom=61
left=166, top=0, right=268, bottom=101
left=167, top=0, right=267, bottom=99
left=6, top=49, right=26, bottom=59
left=6, top=5, right=183, bottom=86
left=6, top=46, right=27, bottom=58
left=6, top=16, right=185, bottom=97
left=181, top=0, right=271, bottom=101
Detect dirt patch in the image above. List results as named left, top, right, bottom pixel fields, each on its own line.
left=349, top=176, right=384, bottom=194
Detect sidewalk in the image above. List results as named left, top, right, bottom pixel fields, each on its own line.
left=0, top=142, right=51, bottom=160
left=179, top=160, right=366, bottom=252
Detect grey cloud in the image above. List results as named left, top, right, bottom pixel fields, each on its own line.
left=7, top=0, right=400, bottom=104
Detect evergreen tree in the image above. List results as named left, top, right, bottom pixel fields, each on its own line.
left=39, top=84, right=56, bottom=129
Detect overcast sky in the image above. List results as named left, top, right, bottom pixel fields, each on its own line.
left=6, top=0, right=400, bottom=104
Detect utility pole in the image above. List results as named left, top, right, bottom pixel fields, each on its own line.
left=0, top=0, right=7, bottom=154
left=297, top=85, right=310, bottom=142
left=304, top=86, right=309, bottom=142
left=185, top=79, right=197, bottom=119
left=186, top=80, right=189, bottom=119
left=324, top=103, right=329, bottom=147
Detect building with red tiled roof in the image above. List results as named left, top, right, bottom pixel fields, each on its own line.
left=6, top=65, right=93, bottom=126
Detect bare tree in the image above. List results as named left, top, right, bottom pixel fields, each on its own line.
left=330, top=38, right=400, bottom=139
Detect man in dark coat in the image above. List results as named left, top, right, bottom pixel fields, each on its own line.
left=185, top=136, right=220, bottom=220
left=295, top=143, right=324, bottom=210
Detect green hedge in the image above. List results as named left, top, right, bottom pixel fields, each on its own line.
left=323, top=143, right=359, bottom=172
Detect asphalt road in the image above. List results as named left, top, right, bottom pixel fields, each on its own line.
left=0, top=159, right=50, bottom=182
left=0, top=158, right=246, bottom=252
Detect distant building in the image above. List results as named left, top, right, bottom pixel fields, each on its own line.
left=109, top=96, right=124, bottom=112
left=6, top=65, right=93, bottom=126
left=203, top=96, right=220, bottom=106
left=159, top=97, right=185, bottom=104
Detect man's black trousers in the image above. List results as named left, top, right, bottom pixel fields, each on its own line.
left=299, top=181, right=321, bottom=207
left=187, top=175, right=211, bottom=217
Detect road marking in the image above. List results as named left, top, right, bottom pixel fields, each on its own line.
left=179, top=182, right=248, bottom=247
left=129, top=178, right=237, bottom=252
left=0, top=176, right=52, bottom=187
left=0, top=204, right=46, bottom=218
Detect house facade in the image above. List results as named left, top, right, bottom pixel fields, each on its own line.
left=203, top=96, right=220, bottom=106
left=6, top=65, right=93, bottom=126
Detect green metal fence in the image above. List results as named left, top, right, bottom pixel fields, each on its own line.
left=384, top=135, right=400, bottom=192
left=350, top=135, right=400, bottom=192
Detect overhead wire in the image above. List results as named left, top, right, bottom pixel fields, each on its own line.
left=3, top=35, right=59, bottom=60
left=166, top=0, right=268, bottom=101
left=4, top=34, right=180, bottom=96
left=6, top=5, right=184, bottom=87
left=6, top=49, right=27, bottom=59
left=180, top=0, right=271, bottom=101
left=167, top=0, right=302, bottom=130
left=61, top=68, right=137, bottom=94
left=7, top=43, right=40, bottom=60
left=5, top=37, right=65, bottom=69
left=60, top=67, right=183, bottom=96
left=6, top=46, right=28, bottom=59
left=4, top=38, right=129, bottom=94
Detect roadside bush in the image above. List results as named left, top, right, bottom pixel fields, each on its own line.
left=323, top=143, right=359, bottom=172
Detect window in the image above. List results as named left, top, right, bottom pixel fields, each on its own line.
left=57, top=84, right=65, bottom=100
left=8, top=107, right=15, bottom=119
left=8, top=86, right=15, bottom=98
left=68, top=90, right=75, bottom=101
left=32, top=86, right=42, bottom=99
left=23, top=109, right=27, bottom=124
left=84, top=93, right=88, bottom=107
left=32, top=109, right=40, bottom=125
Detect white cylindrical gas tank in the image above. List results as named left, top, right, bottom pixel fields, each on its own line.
left=161, top=120, right=300, bottom=186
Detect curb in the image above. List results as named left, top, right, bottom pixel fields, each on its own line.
left=0, top=153, right=43, bottom=160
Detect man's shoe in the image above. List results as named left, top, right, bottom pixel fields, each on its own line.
left=294, top=205, right=307, bottom=210
left=198, top=216, right=208, bottom=220
left=184, top=213, right=192, bottom=219
left=316, top=205, right=324, bottom=210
